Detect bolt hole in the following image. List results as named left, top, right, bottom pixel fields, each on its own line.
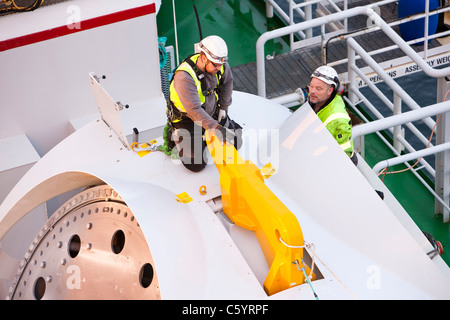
left=111, top=230, right=125, bottom=254
left=139, top=263, right=154, bottom=288
left=34, top=277, right=46, bottom=300
left=68, top=234, right=81, bottom=258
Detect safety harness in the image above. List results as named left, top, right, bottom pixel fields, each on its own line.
left=160, top=54, right=225, bottom=156
left=166, top=54, right=224, bottom=123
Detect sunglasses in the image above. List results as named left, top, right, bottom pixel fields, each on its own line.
left=208, top=60, right=222, bottom=69
left=312, top=70, right=337, bottom=83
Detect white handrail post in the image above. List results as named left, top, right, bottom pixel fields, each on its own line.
left=343, top=0, right=348, bottom=33
left=347, top=43, right=365, bottom=157
left=256, top=35, right=267, bottom=97
left=393, top=93, right=404, bottom=153
left=321, top=24, right=326, bottom=65
left=435, top=76, right=450, bottom=222
left=305, top=1, right=313, bottom=39
left=266, top=0, right=274, bottom=18
left=424, top=0, right=430, bottom=59
left=347, top=43, right=357, bottom=106
left=289, top=0, right=294, bottom=49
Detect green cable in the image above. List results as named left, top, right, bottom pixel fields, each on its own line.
left=158, top=122, right=179, bottom=159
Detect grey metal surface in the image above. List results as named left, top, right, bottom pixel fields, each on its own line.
left=6, top=185, right=161, bottom=300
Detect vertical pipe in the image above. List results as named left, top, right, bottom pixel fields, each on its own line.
left=344, top=0, right=348, bottom=33
left=393, top=93, right=404, bottom=153
left=321, top=24, right=326, bottom=65
left=424, top=0, right=430, bottom=59
left=305, top=2, right=313, bottom=39
left=347, top=44, right=356, bottom=106
left=289, top=0, right=294, bottom=49
left=266, top=0, right=274, bottom=18
left=435, top=76, right=450, bottom=222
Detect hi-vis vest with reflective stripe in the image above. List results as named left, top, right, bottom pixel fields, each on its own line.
left=316, top=94, right=354, bottom=156
left=169, top=54, right=223, bottom=119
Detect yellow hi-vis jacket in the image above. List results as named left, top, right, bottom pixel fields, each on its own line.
left=316, top=94, right=354, bottom=157
left=169, top=54, right=224, bottom=122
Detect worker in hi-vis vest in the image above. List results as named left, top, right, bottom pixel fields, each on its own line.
left=308, top=65, right=357, bottom=166
left=165, top=35, right=242, bottom=172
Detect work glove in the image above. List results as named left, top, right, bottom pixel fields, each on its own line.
left=217, top=109, right=227, bottom=123
left=216, top=125, right=236, bottom=145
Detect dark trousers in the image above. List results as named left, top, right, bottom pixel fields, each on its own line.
left=171, top=116, right=242, bottom=172
left=350, top=151, right=358, bottom=166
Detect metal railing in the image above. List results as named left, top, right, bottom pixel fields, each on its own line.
left=261, top=0, right=450, bottom=97
left=346, top=33, right=450, bottom=222
left=257, top=2, right=450, bottom=221
left=264, top=1, right=399, bottom=52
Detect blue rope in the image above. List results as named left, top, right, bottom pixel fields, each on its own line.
left=294, top=260, right=319, bottom=300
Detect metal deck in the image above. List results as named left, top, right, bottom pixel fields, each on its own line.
left=232, top=0, right=450, bottom=99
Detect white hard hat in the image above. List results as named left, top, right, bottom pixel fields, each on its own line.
left=199, top=35, right=228, bottom=64
left=311, top=66, right=339, bottom=87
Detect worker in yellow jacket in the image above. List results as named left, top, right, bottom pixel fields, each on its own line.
left=166, top=35, right=242, bottom=172
left=308, top=65, right=358, bottom=166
